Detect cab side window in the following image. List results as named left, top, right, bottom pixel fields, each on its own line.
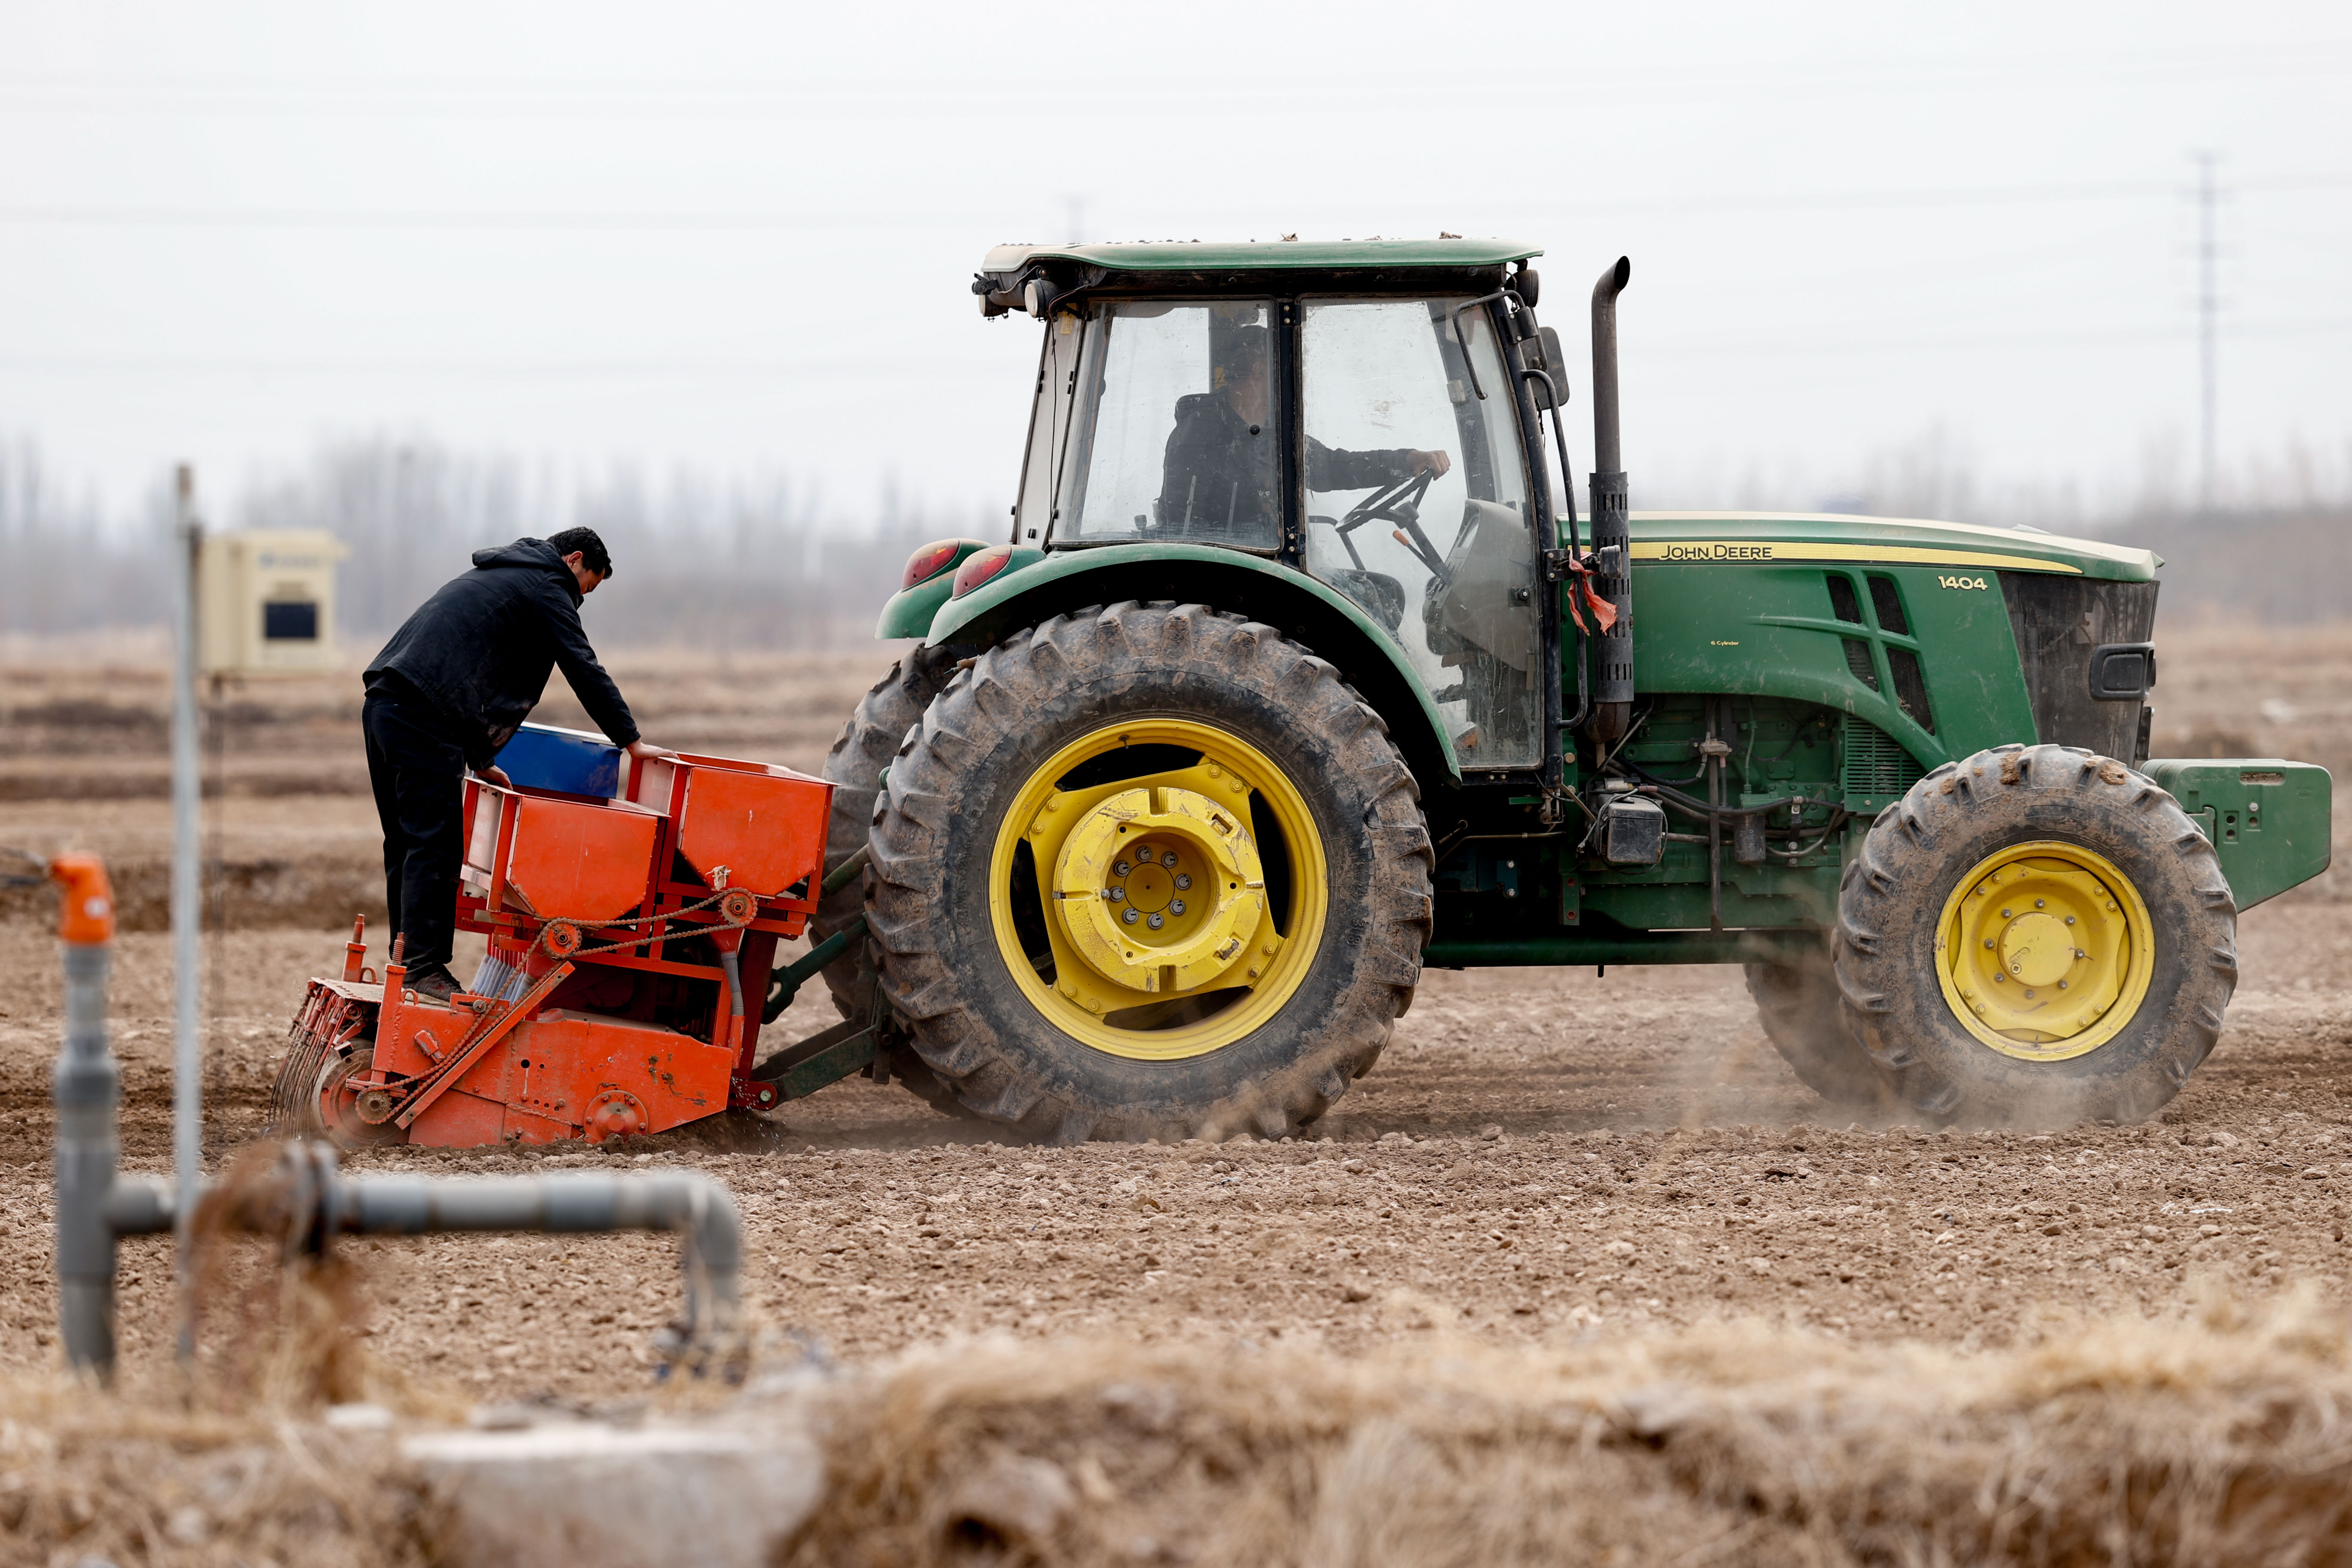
left=1301, top=298, right=1540, bottom=768
left=1056, top=300, right=1280, bottom=550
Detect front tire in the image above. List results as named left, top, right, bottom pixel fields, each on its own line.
left=1836, top=744, right=2237, bottom=1126
left=866, top=603, right=1433, bottom=1142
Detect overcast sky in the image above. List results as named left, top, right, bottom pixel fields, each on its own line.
left=4, top=1, right=2350, bottom=528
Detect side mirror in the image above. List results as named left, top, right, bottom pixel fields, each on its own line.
left=1527, top=326, right=1570, bottom=411
left=1515, top=268, right=1541, bottom=308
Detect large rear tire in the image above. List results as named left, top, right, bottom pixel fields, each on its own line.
left=1836, top=744, right=2237, bottom=1126
left=812, top=644, right=961, bottom=1018
left=1743, top=949, right=1892, bottom=1108
left=797, top=643, right=971, bottom=1115
left=866, top=603, right=1433, bottom=1142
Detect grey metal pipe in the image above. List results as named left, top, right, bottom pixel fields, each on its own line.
left=720, top=947, right=746, bottom=1022
left=99, top=1156, right=744, bottom=1365
left=54, top=941, right=122, bottom=1375
left=1587, top=257, right=1636, bottom=743
left=333, top=1165, right=743, bottom=1344
left=1589, top=257, right=1630, bottom=476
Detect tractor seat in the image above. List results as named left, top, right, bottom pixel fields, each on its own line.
left=1324, top=568, right=1407, bottom=635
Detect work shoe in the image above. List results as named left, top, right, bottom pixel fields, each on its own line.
left=407, top=965, right=462, bottom=1002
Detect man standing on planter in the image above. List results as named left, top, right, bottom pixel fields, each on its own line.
left=361, top=527, right=668, bottom=1000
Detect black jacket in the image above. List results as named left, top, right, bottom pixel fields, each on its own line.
left=1158, top=393, right=1418, bottom=539
left=364, top=538, right=639, bottom=772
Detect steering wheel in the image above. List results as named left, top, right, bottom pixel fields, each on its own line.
left=1329, top=469, right=1450, bottom=581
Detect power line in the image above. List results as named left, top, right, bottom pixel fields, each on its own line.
left=1525, top=172, right=2352, bottom=217
left=0, top=353, right=1016, bottom=379
left=1642, top=315, right=2352, bottom=362
left=0, top=205, right=910, bottom=230
left=2, top=174, right=2348, bottom=231
left=8, top=317, right=2352, bottom=380
left=1, top=44, right=2349, bottom=118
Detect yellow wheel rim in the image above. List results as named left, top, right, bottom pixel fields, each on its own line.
left=987, top=719, right=1327, bottom=1061
left=1934, top=840, right=2154, bottom=1061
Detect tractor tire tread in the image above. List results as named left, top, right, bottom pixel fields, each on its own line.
left=1834, top=741, right=2236, bottom=1126
left=1743, top=953, right=1897, bottom=1108
left=866, top=603, right=1432, bottom=1142
left=812, top=642, right=969, bottom=1115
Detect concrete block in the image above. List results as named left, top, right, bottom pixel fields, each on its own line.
left=404, top=1413, right=823, bottom=1568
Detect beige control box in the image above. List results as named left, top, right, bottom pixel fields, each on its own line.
left=196, top=529, right=350, bottom=675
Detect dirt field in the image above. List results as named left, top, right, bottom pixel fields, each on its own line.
left=0, top=628, right=2345, bottom=1405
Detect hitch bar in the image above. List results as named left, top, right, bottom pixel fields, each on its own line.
left=762, top=913, right=867, bottom=1023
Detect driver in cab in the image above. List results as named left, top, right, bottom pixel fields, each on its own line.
left=1157, top=324, right=1450, bottom=539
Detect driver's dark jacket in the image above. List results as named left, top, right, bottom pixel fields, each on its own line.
left=363, top=538, right=639, bottom=774
left=1158, top=393, right=1418, bottom=538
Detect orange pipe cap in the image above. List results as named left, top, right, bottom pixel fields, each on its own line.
left=47, top=854, right=115, bottom=946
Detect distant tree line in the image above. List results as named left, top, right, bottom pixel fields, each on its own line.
left=5, top=429, right=2350, bottom=646
left=1, top=436, right=992, bottom=651
left=0, top=437, right=171, bottom=635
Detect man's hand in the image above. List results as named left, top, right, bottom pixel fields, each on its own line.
left=625, top=739, right=676, bottom=764
left=1408, top=449, right=1453, bottom=478
left=477, top=765, right=514, bottom=789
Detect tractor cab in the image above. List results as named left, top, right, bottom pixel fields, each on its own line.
left=968, top=241, right=1565, bottom=773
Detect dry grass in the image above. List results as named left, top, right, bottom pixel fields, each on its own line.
left=0, top=1373, right=427, bottom=1568
left=785, top=1289, right=2352, bottom=1568
left=6, top=1274, right=2352, bottom=1564
left=0, top=1150, right=457, bottom=1567
left=181, top=1145, right=430, bottom=1416
left=0, top=1262, right=473, bottom=1561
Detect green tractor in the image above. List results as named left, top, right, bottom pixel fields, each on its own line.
left=786, top=238, right=2331, bottom=1141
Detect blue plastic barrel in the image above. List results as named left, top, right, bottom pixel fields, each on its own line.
left=493, top=723, right=622, bottom=796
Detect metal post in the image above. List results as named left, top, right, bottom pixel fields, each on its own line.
left=50, top=858, right=121, bottom=1375
left=169, top=464, right=204, bottom=1358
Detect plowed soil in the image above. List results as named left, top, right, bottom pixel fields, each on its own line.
left=0, top=628, right=2345, bottom=1400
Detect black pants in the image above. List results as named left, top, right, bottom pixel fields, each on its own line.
left=362, top=684, right=468, bottom=974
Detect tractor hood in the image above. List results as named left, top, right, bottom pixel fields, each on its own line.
left=1627, top=512, right=2158, bottom=582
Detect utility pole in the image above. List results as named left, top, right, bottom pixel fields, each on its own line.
left=2193, top=151, right=2221, bottom=511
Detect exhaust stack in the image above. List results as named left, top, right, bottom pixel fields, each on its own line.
left=1588, top=256, right=1634, bottom=743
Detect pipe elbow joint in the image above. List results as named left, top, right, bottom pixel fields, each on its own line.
left=1591, top=255, right=1631, bottom=306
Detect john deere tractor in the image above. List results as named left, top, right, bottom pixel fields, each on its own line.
left=791, top=239, right=2331, bottom=1141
